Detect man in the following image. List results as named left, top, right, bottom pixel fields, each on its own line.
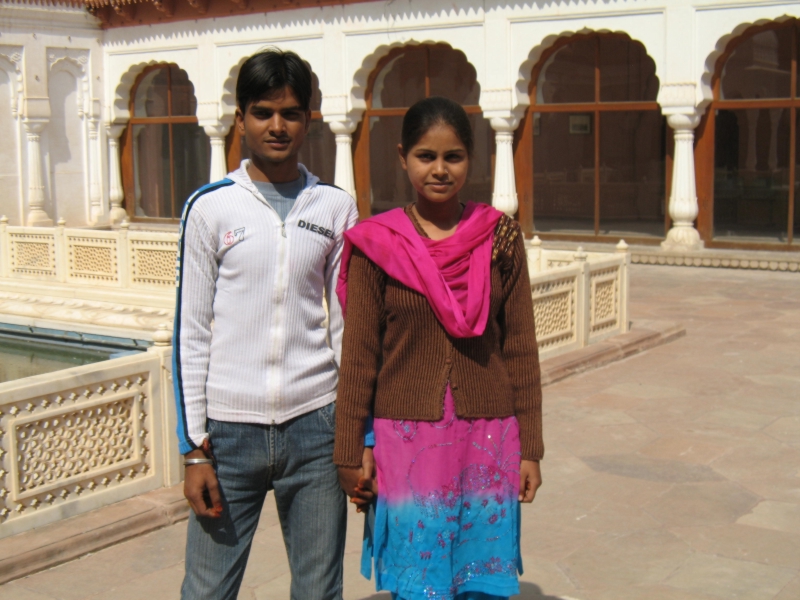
left=173, top=49, right=358, bottom=599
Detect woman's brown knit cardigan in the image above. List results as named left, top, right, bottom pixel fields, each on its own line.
left=333, top=211, right=543, bottom=468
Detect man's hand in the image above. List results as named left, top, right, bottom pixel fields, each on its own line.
left=337, top=465, right=362, bottom=499
left=518, top=459, right=542, bottom=503
left=338, top=447, right=379, bottom=513
left=183, top=445, right=223, bottom=518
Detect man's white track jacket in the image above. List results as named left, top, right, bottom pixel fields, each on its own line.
left=172, top=161, right=359, bottom=454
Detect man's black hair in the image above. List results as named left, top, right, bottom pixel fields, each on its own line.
left=236, top=48, right=313, bottom=112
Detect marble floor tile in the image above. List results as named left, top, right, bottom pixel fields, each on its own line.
left=558, top=529, right=691, bottom=588
left=737, top=500, right=800, bottom=535
left=664, top=554, right=796, bottom=600
left=639, top=435, right=730, bottom=465
left=644, top=482, right=760, bottom=527
left=670, top=523, right=800, bottom=569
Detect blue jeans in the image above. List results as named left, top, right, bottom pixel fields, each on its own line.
left=181, top=403, right=347, bottom=600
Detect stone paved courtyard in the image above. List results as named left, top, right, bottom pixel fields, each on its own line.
left=1, top=263, right=798, bottom=600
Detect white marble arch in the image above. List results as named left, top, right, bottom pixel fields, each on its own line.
left=697, top=8, right=800, bottom=107
left=217, top=38, right=326, bottom=125
left=47, top=57, right=89, bottom=226
left=344, top=32, right=486, bottom=124
left=509, top=14, right=666, bottom=117
left=104, top=55, right=203, bottom=223
left=0, top=51, right=23, bottom=225
left=106, top=48, right=201, bottom=126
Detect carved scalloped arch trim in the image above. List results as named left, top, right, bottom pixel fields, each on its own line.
left=349, top=38, right=482, bottom=121
left=699, top=14, right=799, bottom=107
left=111, top=59, right=165, bottom=124
left=49, top=55, right=87, bottom=77
left=49, top=56, right=89, bottom=115
left=111, top=59, right=202, bottom=124
left=219, top=46, right=321, bottom=120
left=220, top=51, right=268, bottom=119
left=513, top=27, right=660, bottom=115
left=0, top=49, right=23, bottom=117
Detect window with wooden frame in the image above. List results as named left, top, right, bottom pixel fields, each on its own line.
left=697, top=19, right=799, bottom=248
left=514, top=34, right=667, bottom=242
left=121, top=64, right=210, bottom=221
left=225, top=73, right=334, bottom=185
left=352, top=44, right=495, bottom=218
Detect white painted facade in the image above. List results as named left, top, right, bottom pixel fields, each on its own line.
left=0, top=0, right=798, bottom=249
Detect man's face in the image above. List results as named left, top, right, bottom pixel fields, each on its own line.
left=235, top=86, right=311, bottom=165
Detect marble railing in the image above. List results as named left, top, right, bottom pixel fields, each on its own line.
left=0, top=219, right=178, bottom=339
left=527, top=237, right=630, bottom=359
left=0, top=332, right=181, bottom=539
left=0, top=219, right=630, bottom=354
left=0, top=218, right=178, bottom=290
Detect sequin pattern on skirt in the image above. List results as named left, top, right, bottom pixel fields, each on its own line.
left=365, top=385, right=522, bottom=600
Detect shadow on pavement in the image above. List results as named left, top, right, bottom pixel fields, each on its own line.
left=356, top=582, right=577, bottom=599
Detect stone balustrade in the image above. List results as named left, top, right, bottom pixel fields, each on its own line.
left=526, top=237, right=630, bottom=360
left=0, top=219, right=177, bottom=339
left=0, top=334, right=181, bottom=539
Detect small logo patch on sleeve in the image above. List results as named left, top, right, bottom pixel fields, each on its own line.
left=223, top=227, right=246, bottom=246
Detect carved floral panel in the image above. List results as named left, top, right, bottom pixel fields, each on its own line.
left=590, top=267, right=620, bottom=333
left=0, top=374, right=152, bottom=523
left=10, top=234, right=56, bottom=276
left=130, top=240, right=178, bottom=287
left=531, top=276, right=577, bottom=350
left=67, top=236, right=119, bottom=283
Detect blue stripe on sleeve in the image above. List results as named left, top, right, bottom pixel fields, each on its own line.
left=173, top=179, right=234, bottom=455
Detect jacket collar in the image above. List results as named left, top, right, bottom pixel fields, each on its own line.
left=227, top=160, right=318, bottom=206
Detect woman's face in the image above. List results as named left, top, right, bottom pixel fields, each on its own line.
left=398, top=124, right=469, bottom=204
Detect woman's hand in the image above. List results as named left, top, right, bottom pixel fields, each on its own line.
left=518, top=459, right=542, bottom=503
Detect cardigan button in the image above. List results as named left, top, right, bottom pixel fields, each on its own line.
left=445, top=358, right=452, bottom=365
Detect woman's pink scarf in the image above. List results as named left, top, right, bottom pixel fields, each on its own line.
left=336, top=202, right=503, bottom=338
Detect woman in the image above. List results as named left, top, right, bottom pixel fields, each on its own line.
left=334, top=96, right=543, bottom=600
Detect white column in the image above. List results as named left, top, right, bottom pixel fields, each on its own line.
left=23, top=119, right=53, bottom=226
left=328, top=120, right=356, bottom=199
left=87, top=115, right=103, bottom=223
left=203, top=124, right=229, bottom=183
left=662, top=112, right=704, bottom=251
left=106, top=124, right=127, bottom=226
left=490, top=117, right=519, bottom=217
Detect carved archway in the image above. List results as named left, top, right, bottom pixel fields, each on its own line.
left=695, top=17, right=800, bottom=247
left=351, top=42, right=491, bottom=218
left=512, top=27, right=661, bottom=118
left=513, top=31, right=665, bottom=241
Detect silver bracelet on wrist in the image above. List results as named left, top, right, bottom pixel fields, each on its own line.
left=183, top=458, right=214, bottom=466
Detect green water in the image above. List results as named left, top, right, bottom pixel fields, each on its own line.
left=0, top=336, right=117, bottom=384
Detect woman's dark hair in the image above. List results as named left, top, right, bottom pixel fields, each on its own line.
left=236, top=48, right=312, bottom=112
left=400, top=96, right=474, bottom=157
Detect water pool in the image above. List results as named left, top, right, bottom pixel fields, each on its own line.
left=0, top=327, right=149, bottom=384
